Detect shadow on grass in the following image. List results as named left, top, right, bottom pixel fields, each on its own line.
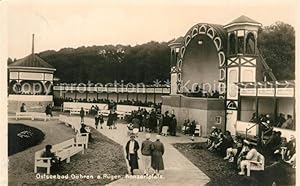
left=173, top=142, right=295, bottom=186
left=8, top=123, right=45, bottom=156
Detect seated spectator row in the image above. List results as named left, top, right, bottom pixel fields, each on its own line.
left=54, top=96, right=161, bottom=109
left=249, top=113, right=295, bottom=130
left=206, top=126, right=296, bottom=177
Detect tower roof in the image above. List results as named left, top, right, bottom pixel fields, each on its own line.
left=224, top=15, right=261, bottom=28
left=168, top=36, right=184, bottom=47
left=8, top=53, right=55, bottom=70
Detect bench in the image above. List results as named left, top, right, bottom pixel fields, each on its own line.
left=246, top=152, right=265, bottom=176
left=181, top=124, right=201, bottom=136
left=77, top=133, right=89, bottom=148
left=194, top=124, right=201, bottom=136
left=34, top=138, right=84, bottom=174
left=59, top=115, right=81, bottom=132
left=63, top=102, right=108, bottom=112
left=70, top=108, right=89, bottom=115
left=115, top=111, right=126, bottom=119
left=16, top=112, right=49, bottom=121
left=98, top=110, right=110, bottom=117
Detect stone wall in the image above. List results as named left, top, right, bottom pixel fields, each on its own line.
left=162, top=95, right=225, bottom=137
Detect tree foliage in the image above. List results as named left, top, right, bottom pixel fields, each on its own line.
left=22, top=22, right=294, bottom=84
left=39, top=41, right=170, bottom=84
left=258, top=22, right=295, bottom=80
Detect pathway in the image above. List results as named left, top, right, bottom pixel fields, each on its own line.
left=72, top=116, right=210, bottom=186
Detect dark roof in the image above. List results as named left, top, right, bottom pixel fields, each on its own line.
left=9, top=54, right=54, bottom=69
left=226, top=15, right=261, bottom=26
left=168, top=36, right=184, bottom=46
left=172, top=36, right=184, bottom=44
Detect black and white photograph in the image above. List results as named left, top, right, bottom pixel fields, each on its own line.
left=0, top=0, right=298, bottom=185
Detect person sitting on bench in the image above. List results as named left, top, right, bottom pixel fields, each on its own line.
left=80, top=123, right=93, bottom=142
left=42, top=145, right=60, bottom=173
left=238, top=143, right=258, bottom=175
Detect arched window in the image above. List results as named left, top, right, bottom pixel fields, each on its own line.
left=229, top=33, right=236, bottom=55
left=237, top=36, right=244, bottom=54
left=171, top=49, right=176, bottom=66
left=246, top=32, right=255, bottom=54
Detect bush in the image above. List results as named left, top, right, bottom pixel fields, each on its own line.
left=8, top=123, right=45, bottom=156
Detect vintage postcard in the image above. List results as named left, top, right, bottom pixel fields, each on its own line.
left=1, top=0, right=298, bottom=185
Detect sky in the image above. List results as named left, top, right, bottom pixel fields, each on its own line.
left=4, top=0, right=298, bottom=59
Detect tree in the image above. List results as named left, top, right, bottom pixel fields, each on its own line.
left=258, top=22, right=295, bottom=80
left=7, top=57, right=13, bottom=65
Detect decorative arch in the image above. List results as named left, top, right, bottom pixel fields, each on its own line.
left=175, top=24, right=227, bottom=97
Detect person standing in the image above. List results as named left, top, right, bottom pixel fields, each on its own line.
left=161, top=111, right=170, bottom=136
left=95, top=113, right=100, bottom=129
left=151, top=135, right=164, bottom=176
left=99, top=113, right=104, bottom=129
left=141, top=134, right=153, bottom=176
left=107, top=110, right=114, bottom=129
left=20, top=103, right=27, bottom=112
left=170, top=114, right=177, bottom=136
left=80, top=107, right=85, bottom=122
left=45, top=104, right=53, bottom=117
left=112, top=109, right=118, bottom=129
left=125, top=135, right=140, bottom=175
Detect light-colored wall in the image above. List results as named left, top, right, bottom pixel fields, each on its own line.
left=240, top=97, right=256, bottom=122
left=162, top=95, right=225, bottom=136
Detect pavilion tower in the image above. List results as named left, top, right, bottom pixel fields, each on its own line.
left=168, top=37, right=183, bottom=95
left=223, top=15, right=262, bottom=135
left=8, top=34, right=56, bottom=112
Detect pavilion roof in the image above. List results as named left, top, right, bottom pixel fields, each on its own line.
left=8, top=53, right=55, bottom=69
left=225, top=15, right=261, bottom=27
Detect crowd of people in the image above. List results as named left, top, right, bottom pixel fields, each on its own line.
left=126, top=110, right=177, bottom=137
left=205, top=126, right=296, bottom=176
left=53, top=96, right=161, bottom=109
left=249, top=112, right=295, bottom=131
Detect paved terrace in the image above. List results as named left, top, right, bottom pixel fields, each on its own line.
left=70, top=116, right=210, bottom=186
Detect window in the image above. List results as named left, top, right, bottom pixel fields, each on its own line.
left=216, top=116, right=222, bottom=124
left=229, top=33, right=236, bottom=55
left=237, top=36, right=244, bottom=53
left=246, top=32, right=255, bottom=54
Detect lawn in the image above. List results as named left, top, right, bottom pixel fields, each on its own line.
left=173, top=142, right=295, bottom=186
left=8, top=120, right=127, bottom=185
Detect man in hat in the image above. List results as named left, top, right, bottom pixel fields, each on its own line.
left=125, top=134, right=140, bottom=175
left=141, top=134, right=153, bottom=176
left=151, top=135, right=164, bottom=176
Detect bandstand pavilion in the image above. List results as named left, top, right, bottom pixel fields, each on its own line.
left=8, top=34, right=56, bottom=112
left=162, top=15, right=296, bottom=139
